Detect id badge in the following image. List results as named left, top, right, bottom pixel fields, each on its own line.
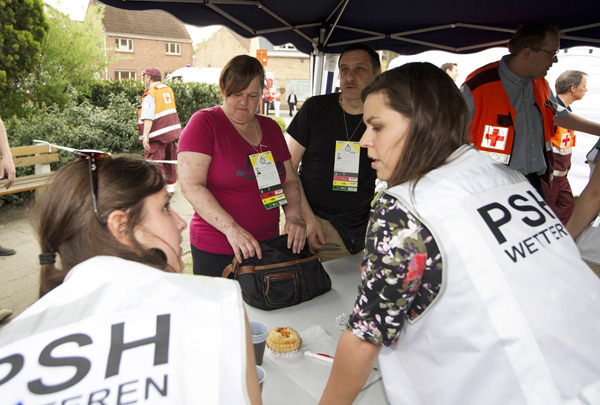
left=249, top=151, right=288, bottom=210
left=333, top=140, right=360, bottom=192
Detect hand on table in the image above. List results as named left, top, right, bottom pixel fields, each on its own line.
left=284, top=215, right=307, bottom=254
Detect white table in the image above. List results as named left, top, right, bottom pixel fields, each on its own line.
left=245, top=253, right=389, bottom=404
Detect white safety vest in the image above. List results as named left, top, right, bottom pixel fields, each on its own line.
left=381, top=146, right=600, bottom=405
left=0, top=256, right=250, bottom=404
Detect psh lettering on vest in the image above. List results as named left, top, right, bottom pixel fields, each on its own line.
left=0, top=314, right=171, bottom=402
left=477, top=190, right=568, bottom=263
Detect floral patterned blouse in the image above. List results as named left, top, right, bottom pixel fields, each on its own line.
left=347, top=193, right=443, bottom=347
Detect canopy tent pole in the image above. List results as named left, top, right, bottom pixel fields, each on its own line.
left=311, top=28, right=327, bottom=96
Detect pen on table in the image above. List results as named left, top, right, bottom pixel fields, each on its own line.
left=304, top=351, right=379, bottom=371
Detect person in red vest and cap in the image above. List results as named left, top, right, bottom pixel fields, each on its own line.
left=138, top=67, right=182, bottom=193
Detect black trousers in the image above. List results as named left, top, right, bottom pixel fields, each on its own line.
left=191, top=244, right=234, bottom=277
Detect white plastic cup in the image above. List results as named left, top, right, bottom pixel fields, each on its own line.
left=250, top=321, right=269, bottom=365
left=256, top=365, right=266, bottom=392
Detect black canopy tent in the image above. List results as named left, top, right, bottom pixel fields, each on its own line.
left=98, top=0, right=600, bottom=93
left=98, top=0, right=600, bottom=54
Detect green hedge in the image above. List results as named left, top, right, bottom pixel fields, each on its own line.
left=1, top=80, right=222, bottom=207
left=168, top=81, right=222, bottom=126
left=76, top=79, right=222, bottom=126
left=1, top=80, right=294, bottom=207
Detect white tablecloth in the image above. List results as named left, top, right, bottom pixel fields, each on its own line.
left=245, top=253, right=389, bottom=404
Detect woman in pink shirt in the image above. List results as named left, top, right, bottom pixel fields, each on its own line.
left=178, top=55, right=305, bottom=276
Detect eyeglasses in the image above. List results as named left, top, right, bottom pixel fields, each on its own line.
left=531, top=48, right=559, bottom=57
left=32, top=140, right=111, bottom=224
left=73, top=150, right=112, bottom=224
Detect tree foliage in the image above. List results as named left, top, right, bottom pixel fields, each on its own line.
left=0, top=0, right=48, bottom=116
left=30, top=2, right=109, bottom=111
left=0, top=1, right=109, bottom=117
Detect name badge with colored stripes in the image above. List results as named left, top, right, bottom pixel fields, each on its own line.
left=332, top=140, right=360, bottom=192
left=250, top=151, right=288, bottom=210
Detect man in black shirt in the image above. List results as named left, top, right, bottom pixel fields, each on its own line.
left=287, top=44, right=380, bottom=261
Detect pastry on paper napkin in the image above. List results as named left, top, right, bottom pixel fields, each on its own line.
left=265, top=324, right=381, bottom=400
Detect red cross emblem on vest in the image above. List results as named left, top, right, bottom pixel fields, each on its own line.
left=562, top=133, right=571, bottom=147
left=481, top=125, right=508, bottom=151
left=485, top=128, right=505, bottom=147
left=163, top=93, right=172, bottom=104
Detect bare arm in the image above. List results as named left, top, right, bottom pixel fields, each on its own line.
left=243, top=312, right=262, bottom=404
left=555, top=113, right=600, bottom=136
left=320, top=330, right=381, bottom=404
left=287, top=136, right=326, bottom=249
left=567, top=166, right=600, bottom=239
left=178, top=151, right=262, bottom=262
left=142, top=119, right=152, bottom=151
left=281, top=159, right=306, bottom=253
left=0, top=118, right=15, bottom=189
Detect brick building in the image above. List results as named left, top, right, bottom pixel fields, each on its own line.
left=97, top=0, right=193, bottom=80
left=195, top=27, right=311, bottom=103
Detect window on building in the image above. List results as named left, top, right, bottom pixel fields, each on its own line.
left=115, top=38, right=133, bottom=52
left=165, top=43, right=181, bottom=55
left=274, top=43, right=297, bottom=51
left=115, top=70, right=136, bottom=80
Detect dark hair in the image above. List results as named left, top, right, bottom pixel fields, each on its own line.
left=339, top=44, right=381, bottom=72
left=555, top=70, right=587, bottom=94
left=440, top=63, right=457, bottom=72
left=361, top=62, right=469, bottom=189
left=219, top=55, right=266, bottom=97
left=35, top=155, right=172, bottom=297
left=507, top=22, right=560, bottom=55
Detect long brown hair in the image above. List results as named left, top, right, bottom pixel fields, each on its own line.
left=361, top=62, right=470, bottom=189
left=35, top=155, right=173, bottom=297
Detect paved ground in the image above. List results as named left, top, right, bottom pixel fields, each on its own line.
left=0, top=113, right=295, bottom=329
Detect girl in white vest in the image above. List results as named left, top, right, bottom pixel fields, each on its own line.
left=321, top=62, right=600, bottom=404
left=0, top=155, right=261, bottom=404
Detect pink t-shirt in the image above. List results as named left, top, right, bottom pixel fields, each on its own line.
left=178, top=106, right=291, bottom=254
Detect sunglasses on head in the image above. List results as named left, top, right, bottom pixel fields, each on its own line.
left=33, top=141, right=111, bottom=223
left=73, top=150, right=112, bottom=223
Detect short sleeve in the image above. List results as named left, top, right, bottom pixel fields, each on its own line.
left=177, top=109, right=216, bottom=156
left=140, top=94, right=156, bottom=121
left=286, top=98, right=314, bottom=148
left=347, top=193, right=443, bottom=347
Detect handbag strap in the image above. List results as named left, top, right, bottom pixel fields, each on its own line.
left=221, top=257, right=240, bottom=279
left=236, top=255, right=319, bottom=276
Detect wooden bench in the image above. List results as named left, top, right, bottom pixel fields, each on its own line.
left=0, top=144, right=59, bottom=197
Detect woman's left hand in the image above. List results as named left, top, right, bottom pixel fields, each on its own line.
left=284, top=215, right=306, bottom=254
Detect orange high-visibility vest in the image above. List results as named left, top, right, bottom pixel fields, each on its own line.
left=137, top=83, right=181, bottom=143
left=464, top=61, right=555, bottom=180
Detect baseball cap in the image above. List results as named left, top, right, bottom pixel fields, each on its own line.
left=143, top=67, right=161, bottom=77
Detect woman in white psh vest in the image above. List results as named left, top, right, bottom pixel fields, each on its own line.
left=321, top=63, right=600, bottom=404
left=0, top=155, right=261, bottom=404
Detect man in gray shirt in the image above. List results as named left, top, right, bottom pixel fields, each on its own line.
left=462, top=22, right=600, bottom=198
